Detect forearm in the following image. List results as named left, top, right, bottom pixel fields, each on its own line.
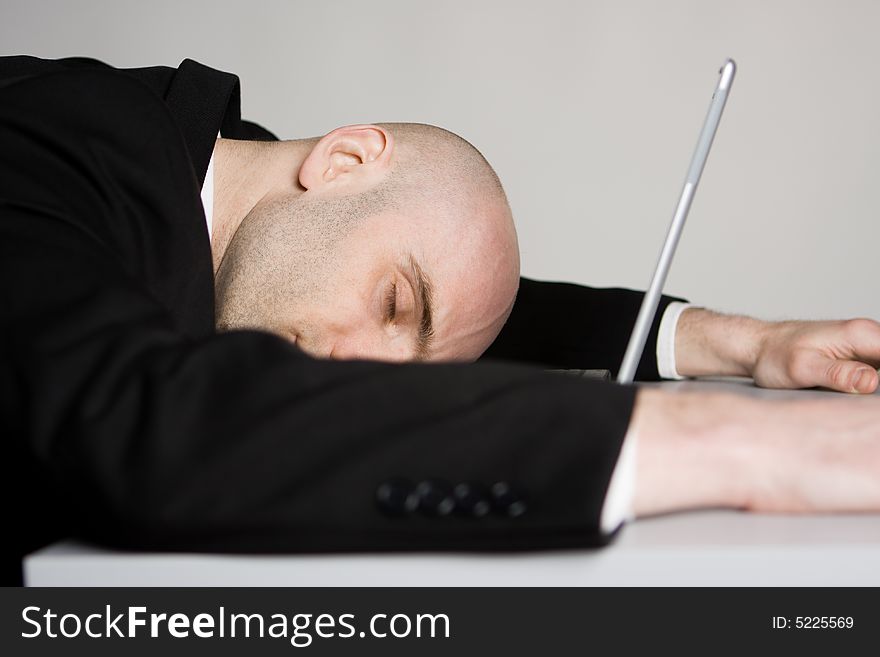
left=629, top=387, right=880, bottom=517
left=673, top=307, right=771, bottom=378
left=484, top=279, right=686, bottom=380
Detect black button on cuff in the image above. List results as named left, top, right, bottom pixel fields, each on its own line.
left=490, top=481, right=528, bottom=518
left=415, top=479, right=455, bottom=516
left=453, top=482, right=491, bottom=517
left=375, top=478, right=419, bottom=516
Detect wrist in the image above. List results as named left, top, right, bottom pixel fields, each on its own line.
left=630, top=388, right=761, bottom=517
left=632, top=388, right=880, bottom=517
left=675, top=307, right=772, bottom=378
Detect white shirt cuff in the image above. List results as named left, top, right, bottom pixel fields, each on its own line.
left=201, top=149, right=215, bottom=241
left=656, top=301, right=692, bottom=380
left=201, top=134, right=220, bottom=244
left=599, top=423, right=638, bottom=534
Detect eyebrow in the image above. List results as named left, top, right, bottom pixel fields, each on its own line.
left=407, top=254, right=435, bottom=361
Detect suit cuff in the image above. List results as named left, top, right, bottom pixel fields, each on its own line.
left=599, top=423, right=638, bottom=534
left=656, top=301, right=692, bottom=380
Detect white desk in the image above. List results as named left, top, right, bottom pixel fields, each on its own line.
left=24, top=379, right=880, bottom=586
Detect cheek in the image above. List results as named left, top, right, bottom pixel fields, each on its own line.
left=289, top=224, right=396, bottom=341
left=294, top=265, right=382, bottom=335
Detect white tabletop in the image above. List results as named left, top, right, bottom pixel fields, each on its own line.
left=24, top=379, right=880, bottom=586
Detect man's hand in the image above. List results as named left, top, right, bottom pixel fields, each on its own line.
left=752, top=319, right=880, bottom=393
left=674, top=308, right=880, bottom=394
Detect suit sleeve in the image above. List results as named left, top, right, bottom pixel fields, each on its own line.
left=483, top=278, right=688, bottom=381
left=1, top=68, right=637, bottom=560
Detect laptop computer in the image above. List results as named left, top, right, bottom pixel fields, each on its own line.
left=551, top=58, right=736, bottom=383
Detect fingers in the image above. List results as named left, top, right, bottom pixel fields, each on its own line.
left=840, top=318, right=880, bottom=368
left=851, top=366, right=878, bottom=393
left=822, top=359, right=879, bottom=394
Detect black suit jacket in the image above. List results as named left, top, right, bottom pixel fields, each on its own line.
left=0, top=56, right=684, bottom=585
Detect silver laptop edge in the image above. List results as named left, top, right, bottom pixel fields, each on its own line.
left=616, top=58, right=737, bottom=384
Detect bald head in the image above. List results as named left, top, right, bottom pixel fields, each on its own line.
left=379, top=122, right=506, bottom=209
left=214, top=122, right=519, bottom=362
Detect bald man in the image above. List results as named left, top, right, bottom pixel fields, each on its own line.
left=212, top=123, right=520, bottom=361
left=2, top=56, right=879, bottom=586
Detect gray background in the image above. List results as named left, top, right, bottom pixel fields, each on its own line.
left=2, top=0, right=877, bottom=321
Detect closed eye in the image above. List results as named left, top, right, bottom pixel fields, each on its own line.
left=384, top=281, right=397, bottom=323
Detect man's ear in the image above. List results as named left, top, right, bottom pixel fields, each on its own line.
left=299, top=124, right=394, bottom=191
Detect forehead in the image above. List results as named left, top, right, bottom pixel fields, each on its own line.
left=413, top=210, right=519, bottom=361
